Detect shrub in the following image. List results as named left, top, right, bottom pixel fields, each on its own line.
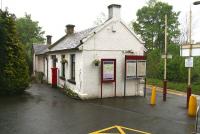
left=35, top=72, right=44, bottom=83
left=62, top=84, right=80, bottom=99
left=0, top=10, right=29, bottom=95
left=146, top=44, right=200, bottom=84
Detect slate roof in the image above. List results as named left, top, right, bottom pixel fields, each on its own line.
left=33, top=44, right=49, bottom=55
left=49, top=27, right=96, bottom=52
left=33, top=19, right=145, bottom=54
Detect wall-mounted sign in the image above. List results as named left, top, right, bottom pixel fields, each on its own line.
left=101, top=59, right=116, bottom=82
left=103, top=61, right=114, bottom=81
left=101, top=59, right=116, bottom=98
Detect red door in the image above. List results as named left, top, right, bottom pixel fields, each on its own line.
left=51, top=68, right=58, bottom=87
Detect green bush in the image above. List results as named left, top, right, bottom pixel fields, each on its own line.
left=147, top=44, right=200, bottom=84
left=0, top=10, right=29, bottom=95
left=147, top=78, right=200, bottom=95
left=35, top=72, right=44, bottom=83
left=62, top=84, right=80, bottom=99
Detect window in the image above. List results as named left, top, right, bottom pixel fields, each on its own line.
left=51, top=55, right=57, bottom=68
left=71, top=54, right=75, bottom=80
left=61, top=55, right=65, bottom=77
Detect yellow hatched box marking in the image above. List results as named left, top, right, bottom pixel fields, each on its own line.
left=89, top=125, right=151, bottom=134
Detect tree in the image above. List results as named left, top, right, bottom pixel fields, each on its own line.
left=132, top=0, right=180, bottom=51
left=16, top=14, right=45, bottom=73
left=0, top=9, right=29, bottom=95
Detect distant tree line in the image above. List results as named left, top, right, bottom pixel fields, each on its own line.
left=133, top=0, right=200, bottom=84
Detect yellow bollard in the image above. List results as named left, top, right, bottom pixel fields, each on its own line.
left=150, top=86, right=156, bottom=105
left=188, top=95, right=197, bottom=117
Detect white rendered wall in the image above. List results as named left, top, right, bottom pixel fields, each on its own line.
left=82, top=51, right=144, bottom=99
left=44, top=57, right=47, bottom=80
left=46, top=52, right=83, bottom=94
left=81, top=21, right=145, bottom=99
left=83, top=21, right=144, bottom=54
left=35, top=55, right=44, bottom=73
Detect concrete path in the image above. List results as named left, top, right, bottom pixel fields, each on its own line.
left=0, top=84, right=196, bottom=134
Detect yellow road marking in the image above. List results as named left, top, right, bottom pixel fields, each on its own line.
left=120, top=126, right=151, bottom=134
left=89, top=125, right=116, bottom=134
left=89, top=125, right=151, bottom=134
left=116, top=126, right=126, bottom=134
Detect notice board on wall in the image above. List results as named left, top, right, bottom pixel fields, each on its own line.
left=124, top=55, right=146, bottom=97
left=137, top=60, right=146, bottom=77
left=126, top=60, right=137, bottom=79
left=125, top=55, right=146, bottom=79
left=100, top=59, right=116, bottom=98
left=101, top=59, right=116, bottom=82
left=103, top=61, right=115, bottom=81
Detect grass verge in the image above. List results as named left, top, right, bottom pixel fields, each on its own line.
left=147, top=78, right=200, bottom=95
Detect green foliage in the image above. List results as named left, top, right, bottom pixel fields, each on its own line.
left=133, top=0, right=200, bottom=91
left=63, top=84, right=80, bottom=99
left=0, top=9, right=29, bottom=95
left=16, top=14, right=45, bottom=74
left=147, top=78, right=200, bottom=95
left=147, top=45, right=200, bottom=84
left=193, top=57, right=200, bottom=83
left=132, top=0, right=180, bottom=50
left=146, top=48, right=163, bottom=78
left=35, top=71, right=44, bottom=83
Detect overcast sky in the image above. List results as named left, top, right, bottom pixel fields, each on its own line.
left=2, top=0, right=200, bottom=43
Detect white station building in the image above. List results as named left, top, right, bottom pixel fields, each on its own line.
left=33, top=4, right=147, bottom=99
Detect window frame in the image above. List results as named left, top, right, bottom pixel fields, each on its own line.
left=51, top=55, right=57, bottom=68
left=68, top=54, right=76, bottom=84
left=61, top=55, right=65, bottom=78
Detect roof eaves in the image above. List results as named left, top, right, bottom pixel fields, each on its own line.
left=47, top=47, right=80, bottom=54
left=80, top=18, right=113, bottom=45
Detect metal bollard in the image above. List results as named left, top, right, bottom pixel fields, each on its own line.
left=150, top=86, right=156, bottom=105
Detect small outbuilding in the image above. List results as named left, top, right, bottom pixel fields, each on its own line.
left=33, top=4, right=147, bottom=99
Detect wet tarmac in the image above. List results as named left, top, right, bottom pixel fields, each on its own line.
left=0, top=84, right=196, bottom=134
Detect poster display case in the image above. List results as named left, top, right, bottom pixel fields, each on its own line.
left=126, top=60, right=137, bottom=79
left=101, top=59, right=116, bottom=98
left=124, top=55, right=146, bottom=97
left=137, top=60, right=146, bottom=77
left=102, top=60, right=115, bottom=82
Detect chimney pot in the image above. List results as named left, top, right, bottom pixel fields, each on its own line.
left=46, top=35, right=52, bottom=45
left=108, top=4, right=121, bottom=20
left=66, top=24, right=75, bottom=35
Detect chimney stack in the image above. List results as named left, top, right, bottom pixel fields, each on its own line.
left=108, top=4, right=121, bottom=20
left=65, top=24, right=75, bottom=35
left=46, top=35, right=52, bottom=45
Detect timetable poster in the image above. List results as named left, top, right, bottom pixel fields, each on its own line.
left=103, top=61, right=115, bottom=81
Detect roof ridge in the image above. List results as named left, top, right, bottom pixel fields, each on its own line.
left=74, top=26, right=97, bottom=34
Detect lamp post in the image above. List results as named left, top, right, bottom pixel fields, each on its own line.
left=186, top=5, right=192, bottom=108
left=163, top=15, right=168, bottom=101
left=186, top=1, right=200, bottom=108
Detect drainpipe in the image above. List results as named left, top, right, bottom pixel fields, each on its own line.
left=46, top=57, right=48, bottom=83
